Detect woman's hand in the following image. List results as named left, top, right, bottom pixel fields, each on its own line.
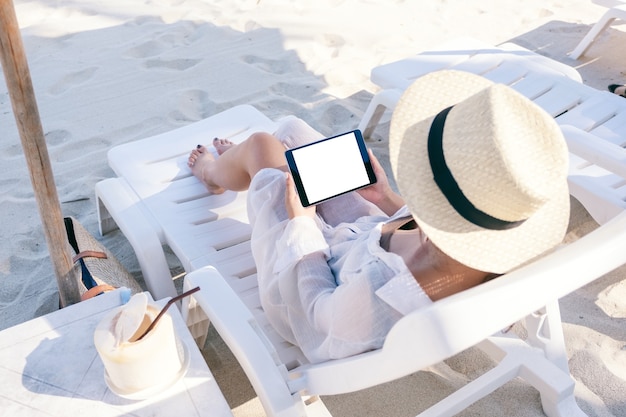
left=285, top=172, right=316, bottom=219
left=356, top=149, right=390, bottom=203
left=357, top=149, right=405, bottom=215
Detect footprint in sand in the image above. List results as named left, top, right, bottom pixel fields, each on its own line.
left=51, top=137, right=111, bottom=163
left=144, top=58, right=202, bottom=71
left=128, top=37, right=202, bottom=70
left=48, top=67, right=98, bottom=96
left=322, top=33, right=345, bottom=48
left=45, top=129, right=71, bottom=147
left=125, top=40, right=165, bottom=59
left=0, top=143, right=26, bottom=159
left=568, top=349, right=626, bottom=416
left=269, top=82, right=321, bottom=101
left=0, top=178, right=19, bottom=198
left=125, top=20, right=204, bottom=66
left=13, top=236, right=48, bottom=259
left=168, top=89, right=216, bottom=122
left=242, top=55, right=289, bottom=75
left=0, top=130, right=71, bottom=159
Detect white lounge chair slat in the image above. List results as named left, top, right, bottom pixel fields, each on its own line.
left=590, top=109, right=626, bottom=146
left=189, top=240, right=255, bottom=278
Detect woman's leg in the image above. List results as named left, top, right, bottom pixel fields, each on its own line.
left=188, top=132, right=288, bottom=193
left=273, top=115, right=325, bottom=148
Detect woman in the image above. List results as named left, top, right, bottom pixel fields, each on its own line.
left=188, top=70, right=571, bottom=363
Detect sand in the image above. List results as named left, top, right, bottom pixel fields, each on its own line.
left=1, top=0, right=625, bottom=416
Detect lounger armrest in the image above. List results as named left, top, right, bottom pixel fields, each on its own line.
left=95, top=178, right=176, bottom=300
left=184, top=267, right=305, bottom=417
left=387, top=209, right=626, bottom=356
left=562, top=124, right=626, bottom=179
left=297, top=210, right=626, bottom=395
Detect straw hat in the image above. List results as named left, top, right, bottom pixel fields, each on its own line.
left=389, top=70, right=570, bottom=273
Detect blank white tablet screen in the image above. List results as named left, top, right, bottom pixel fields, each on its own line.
left=290, top=132, right=370, bottom=204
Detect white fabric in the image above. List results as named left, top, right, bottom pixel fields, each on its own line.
left=244, top=118, right=432, bottom=363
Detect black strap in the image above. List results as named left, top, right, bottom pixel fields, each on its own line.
left=64, top=217, right=80, bottom=253
left=427, top=106, right=525, bottom=230
left=64, top=217, right=99, bottom=289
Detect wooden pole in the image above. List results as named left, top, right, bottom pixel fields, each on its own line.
left=0, top=0, right=81, bottom=307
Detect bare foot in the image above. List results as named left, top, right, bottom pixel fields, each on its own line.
left=188, top=145, right=225, bottom=194
left=213, top=137, right=235, bottom=155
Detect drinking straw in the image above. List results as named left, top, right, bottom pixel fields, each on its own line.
left=137, top=286, right=200, bottom=340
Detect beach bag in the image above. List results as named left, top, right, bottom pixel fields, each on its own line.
left=64, top=217, right=143, bottom=301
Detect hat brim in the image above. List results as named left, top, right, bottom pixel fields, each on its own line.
left=389, top=70, right=570, bottom=273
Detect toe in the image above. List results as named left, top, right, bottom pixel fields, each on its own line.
left=188, top=147, right=204, bottom=166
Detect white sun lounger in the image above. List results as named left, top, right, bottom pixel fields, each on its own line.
left=357, top=37, right=582, bottom=139
left=357, top=37, right=626, bottom=226
left=96, top=105, right=278, bottom=299
left=95, top=106, right=626, bottom=417
left=95, top=38, right=626, bottom=417
left=182, top=210, right=626, bottom=417
left=570, top=4, right=626, bottom=59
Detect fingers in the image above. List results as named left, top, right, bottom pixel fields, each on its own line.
left=285, top=172, right=298, bottom=203
left=363, top=148, right=385, bottom=186
left=367, top=148, right=384, bottom=175
left=285, top=172, right=297, bottom=219
left=357, top=148, right=392, bottom=202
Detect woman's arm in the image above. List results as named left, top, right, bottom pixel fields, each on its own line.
left=274, top=242, right=393, bottom=362
left=277, top=169, right=402, bottom=361
left=275, top=249, right=401, bottom=362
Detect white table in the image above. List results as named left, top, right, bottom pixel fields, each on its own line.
left=0, top=290, right=233, bottom=417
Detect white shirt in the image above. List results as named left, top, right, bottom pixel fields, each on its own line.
left=247, top=168, right=432, bottom=363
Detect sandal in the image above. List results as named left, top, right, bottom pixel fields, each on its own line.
left=608, top=84, right=626, bottom=98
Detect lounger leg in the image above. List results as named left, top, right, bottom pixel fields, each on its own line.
left=358, top=98, right=387, bottom=139
left=417, top=327, right=586, bottom=417
left=357, top=89, right=403, bottom=139
left=522, top=301, right=587, bottom=416
left=184, top=267, right=310, bottom=417
left=95, top=178, right=178, bottom=300
left=570, top=6, right=626, bottom=59
left=97, top=192, right=119, bottom=236
left=524, top=301, right=569, bottom=373
left=518, top=349, right=586, bottom=417
left=416, top=348, right=521, bottom=417
left=182, top=277, right=211, bottom=348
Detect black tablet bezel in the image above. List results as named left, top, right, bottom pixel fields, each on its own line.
left=285, top=129, right=376, bottom=207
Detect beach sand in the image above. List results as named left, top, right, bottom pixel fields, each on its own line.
left=1, top=0, right=625, bottom=415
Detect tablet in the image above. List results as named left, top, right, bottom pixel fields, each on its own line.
left=285, top=129, right=376, bottom=207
